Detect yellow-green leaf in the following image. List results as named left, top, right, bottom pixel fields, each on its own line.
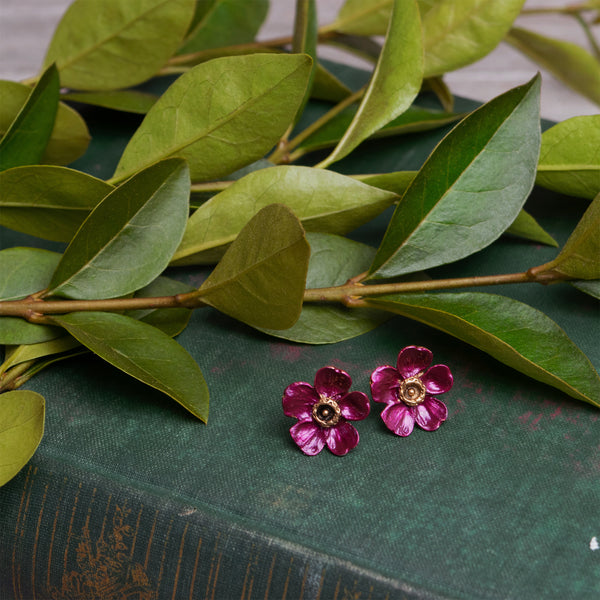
left=0, top=391, right=45, bottom=487
left=197, top=204, right=310, bottom=329
left=506, top=26, right=600, bottom=106
left=0, top=80, right=90, bottom=165
left=317, top=0, right=423, bottom=167
left=43, top=0, right=196, bottom=91
left=112, top=53, right=312, bottom=183
left=536, top=115, right=600, bottom=200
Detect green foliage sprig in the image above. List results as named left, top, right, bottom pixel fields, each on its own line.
left=1, top=0, right=599, bottom=486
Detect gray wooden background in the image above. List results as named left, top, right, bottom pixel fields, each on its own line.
left=1, top=0, right=598, bottom=121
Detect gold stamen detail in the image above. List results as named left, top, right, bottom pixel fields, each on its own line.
left=400, top=376, right=426, bottom=406
left=312, top=397, right=341, bottom=427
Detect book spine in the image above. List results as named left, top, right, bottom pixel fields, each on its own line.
left=0, top=458, right=422, bottom=600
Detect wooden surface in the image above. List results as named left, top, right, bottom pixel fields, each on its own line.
left=0, top=0, right=598, bottom=121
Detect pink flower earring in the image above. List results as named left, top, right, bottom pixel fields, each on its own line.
left=370, top=346, right=453, bottom=437
left=282, top=366, right=370, bottom=456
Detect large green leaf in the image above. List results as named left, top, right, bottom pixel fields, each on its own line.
left=172, top=165, right=397, bottom=265
left=51, top=312, right=209, bottom=421
left=0, top=81, right=90, bottom=165
left=359, top=172, right=553, bottom=246
left=506, top=27, right=600, bottom=106
left=112, top=53, right=312, bottom=183
left=197, top=204, right=310, bottom=329
left=536, top=115, right=600, bottom=200
left=0, top=165, right=113, bottom=242
left=42, top=0, right=196, bottom=91
left=366, top=292, right=600, bottom=407
left=368, top=75, right=541, bottom=280
left=317, top=0, right=423, bottom=167
left=47, top=158, right=190, bottom=300
left=0, top=65, right=59, bottom=171
left=535, top=195, right=600, bottom=280
left=178, top=0, right=269, bottom=55
left=422, top=0, right=526, bottom=77
left=259, top=233, right=391, bottom=343
left=0, top=247, right=63, bottom=345
left=0, top=391, right=45, bottom=487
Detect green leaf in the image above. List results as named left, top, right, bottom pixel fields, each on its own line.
left=0, top=81, right=90, bottom=165
left=506, top=27, right=600, bottom=106
left=112, top=53, right=312, bottom=183
left=571, top=280, right=600, bottom=300
left=178, top=0, right=269, bottom=55
left=172, top=165, right=397, bottom=265
left=0, top=65, right=59, bottom=171
left=42, top=0, right=196, bottom=91
left=353, top=171, right=417, bottom=195
left=0, top=391, right=45, bottom=487
left=536, top=115, right=600, bottom=200
left=365, top=292, right=600, bottom=407
left=259, top=233, right=391, bottom=343
left=506, top=210, right=558, bottom=247
left=197, top=204, right=310, bottom=329
left=0, top=165, right=113, bottom=242
left=51, top=312, right=209, bottom=421
left=0, top=247, right=62, bottom=301
left=368, top=75, right=541, bottom=280
left=1, top=336, right=81, bottom=375
left=0, top=247, right=63, bottom=345
left=537, top=195, right=600, bottom=280
left=297, top=105, right=462, bottom=157
left=61, top=90, right=158, bottom=114
left=311, top=63, right=353, bottom=103
left=0, top=319, right=62, bottom=347
left=47, top=158, right=190, bottom=300
left=317, top=0, right=423, bottom=167
left=332, top=0, right=393, bottom=35
left=127, top=276, right=195, bottom=337
left=422, top=0, right=526, bottom=78
left=291, top=0, right=318, bottom=125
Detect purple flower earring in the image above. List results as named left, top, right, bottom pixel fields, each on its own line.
left=283, top=366, right=370, bottom=456
left=370, top=346, right=453, bottom=437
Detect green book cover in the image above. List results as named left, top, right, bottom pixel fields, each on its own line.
left=1, top=72, right=599, bottom=599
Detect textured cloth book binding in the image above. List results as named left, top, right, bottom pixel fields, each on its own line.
left=1, top=67, right=599, bottom=599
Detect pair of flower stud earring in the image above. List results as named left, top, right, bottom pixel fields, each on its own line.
left=282, top=345, right=454, bottom=456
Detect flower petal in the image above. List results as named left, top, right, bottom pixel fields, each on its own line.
left=282, top=382, right=319, bottom=420
left=370, top=365, right=400, bottom=405
left=314, top=366, right=352, bottom=400
left=339, top=391, right=370, bottom=421
left=422, top=364, right=453, bottom=395
left=414, top=396, right=448, bottom=431
left=381, top=403, right=415, bottom=437
left=325, top=422, right=359, bottom=456
left=290, top=421, right=326, bottom=455
left=396, top=346, right=432, bottom=378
